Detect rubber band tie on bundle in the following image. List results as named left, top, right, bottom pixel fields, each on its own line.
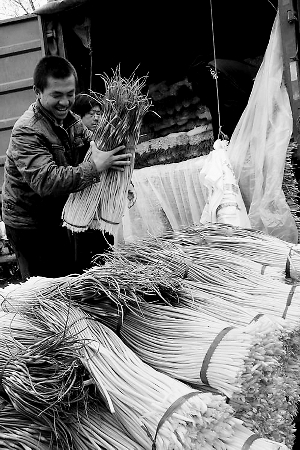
left=249, top=313, right=265, bottom=323
left=148, top=390, right=204, bottom=450
left=241, top=433, right=262, bottom=450
left=285, top=247, right=293, bottom=279
left=285, top=245, right=300, bottom=279
left=200, top=326, right=235, bottom=385
left=282, top=285, right=297, bottom=319
left=261, top=264, right=267, bottom=275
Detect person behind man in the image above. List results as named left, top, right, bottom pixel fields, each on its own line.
left=1, top=55, right=132, bottom=281
left=71, top=92, right=114, bottom=273
left=72, top=93, right=101, bottom=133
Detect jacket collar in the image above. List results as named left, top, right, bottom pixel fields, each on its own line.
left=35, top=100, right=80, bottom=130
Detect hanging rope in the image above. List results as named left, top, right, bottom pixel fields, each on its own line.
left=209, top=0, right=226, bottom=140
left=266, top=0, right=277, bottom=12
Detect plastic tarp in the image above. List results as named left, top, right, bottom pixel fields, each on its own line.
left=199, top=139, right=251, bottom=228
left=119, top=143, right=251, bottom=244
left=227, top=12, right=298, bottom=243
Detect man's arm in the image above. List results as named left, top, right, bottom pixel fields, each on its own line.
left=10, top=127, right=101, bottom=197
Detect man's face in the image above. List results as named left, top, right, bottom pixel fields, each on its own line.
left=35, top=75, right=76, bottom=123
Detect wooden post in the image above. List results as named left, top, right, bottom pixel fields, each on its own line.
left=278, top=0, right=300, bottom=158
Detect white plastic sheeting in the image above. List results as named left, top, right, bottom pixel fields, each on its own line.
left=120, top=12, right=297, bottom=244
left=199, top=139, right=251, bottom=228
left=227, top=13, right=298, bottom=243
left=120, top=157, right=207, bottom=243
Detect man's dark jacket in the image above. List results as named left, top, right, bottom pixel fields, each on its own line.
left=2, top=100, right=99, bottom=229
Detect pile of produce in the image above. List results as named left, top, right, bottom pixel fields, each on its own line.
left=1, top=296, right=288, bottom=450
left=109, top=298, right=299, bottom=446
left=1, top=223, right=300, bottom=448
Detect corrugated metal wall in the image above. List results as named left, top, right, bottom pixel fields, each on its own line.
left=0, top=14, right=44, bottom=187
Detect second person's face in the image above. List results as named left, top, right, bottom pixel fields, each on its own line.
left=82, top=106, right=101, bottom=131
left=35, top=75, right=76, bottom=123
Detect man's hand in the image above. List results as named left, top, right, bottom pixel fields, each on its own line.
left=90, top=141, right=133, bottom=173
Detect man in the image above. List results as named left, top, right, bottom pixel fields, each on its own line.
left=1, top=55, right=132, bottom=280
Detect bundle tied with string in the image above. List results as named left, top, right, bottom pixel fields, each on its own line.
left=163, top=223, right=300, bottom=280
left=176, top=247, right=300, bottom=330
left=112, top=300, right=298, bottom=447
left=3, top=296, right=268, bottom=450
left=0, top=252, right=292, bottom=449
left=0, top=312, right=88, bottom=449
left=68, top=402, right=145, bottom=450
left=178, top=283, right=300, bottom=447
left=62, top=66, right=151, bottom=237
left=180, top=254, right=300, bottom=330
left=0, top=243, right=183, bottom=320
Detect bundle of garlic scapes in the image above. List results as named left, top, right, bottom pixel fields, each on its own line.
left=180, top=288, right=300, bottom=447
left=62, top=66, right=151, bottom=237
left=112, top=232, right=298, bottom=328
left=0, top=253, right=181, bottom=319
left=64, top=313, right=290, bottom=450
left=3, top=296, right=256, bottom=450
left=112, top=300, right=299, bottom=447
left=68, top=403, right=144, bottom=450
left=5, top=238, right=299, bottom=327
left=105, top=233, right=284, bottom=294
left=179, top=280, right=276, bottom=328
left=107, top=235, right=294, bottom=322
left=163, top=223, right=300, bottom=278
left=175, top=244, right=285, bottom=281
left=95, top=235, right=300, bottom=328
left=113, top=302, right=281, bottom=392
left=0, top=316, right=87, bottom=449
left=224, top=422, right=288, bottom=450
left=184, top=263, right=300, bottom=330
left=0, top=399, right=60, bottom=450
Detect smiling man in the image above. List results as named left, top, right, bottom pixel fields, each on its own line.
left=36, top=77, right=76, bottom=123
left=1, top=55, right=132, bottom=280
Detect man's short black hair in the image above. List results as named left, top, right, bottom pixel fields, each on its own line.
left=72, top=93, right=100, bottom=118
left=33, top=55, right=78, bottom=91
